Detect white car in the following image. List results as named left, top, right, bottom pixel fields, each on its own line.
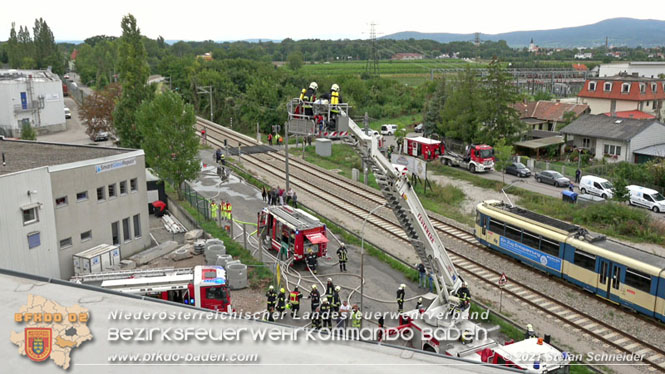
left=580, top=175, right=614, bottom=199
left=627, top=185, right=665, bottom=213
left=364, top=129, right=380, bottom=137
left=64, top=107, right=71, bottom=119
left=380, top=124, right=398, bottom=135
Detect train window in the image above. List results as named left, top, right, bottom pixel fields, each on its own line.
left=573, top=249, right=596, bottom=271
left=489, top=218, right=504, bottom=234
left=522, top=231, right=540, bottom=249
left=540, top=238, right=560, bottom=257
left=476, top=212, right=483, bottom=226
left=600, top=262, right=608, bottom=285
left=625, top=268, right=651, bottom=293
left=504, top=225, right=522, bottom=241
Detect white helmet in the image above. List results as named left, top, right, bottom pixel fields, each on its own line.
left=400, top=284, right=406, bottom=289
left=269, top=285, right=274, bottom=290
left=309, top=82, right=318, bottom=90
left=335, top=286, right=341, bottom=291
left=331, top=84, right=339, bottom=92
left=340, top=243, right=345, bottom=247
left=312, top=284, right=317, bottom=289
left=526, top=324, right=534, bottom=331
left=327, top=278, right=332, bottom=282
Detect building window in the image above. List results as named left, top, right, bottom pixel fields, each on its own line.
left=588, top=81, right=596, bottom=91
left=59, top=237, right=72, bottom=249
left=81, top=230, right=92, bottom=242
left=22, top=207, right=39, bottom=225
left=652, top=83, right=657, bottom=93
left=97, top=187, right=106, bottom=201
left=55, top=196, right=68, bottom=208
left=133, top=214, right=141, bottom=238
left=120, top=181, right=127, bottom=195
left=108, top=183, right=117, bottom=198
left=622, top=83, right=630, bottom=93
left=28, top=232, right=41, bottom=249
left=582, top=138, right=591, bottom=148
left=130, top=178, right=138, bottom=192
left=603, top=82, right=612, bottom=91
left=76, top=191, right=88, bottom=202
left=604, top=144, right=621, bottom=156
left=111, top=221, right=119, bottom=245
left=640, top=83, right=646, bottom=94
left=122, top=218, right=131, bottom=242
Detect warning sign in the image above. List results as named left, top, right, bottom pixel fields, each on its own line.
left=498, top=272, right=508, bottom=286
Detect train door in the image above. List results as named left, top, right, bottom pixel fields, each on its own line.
left=597, top=258, right=622, bottom=302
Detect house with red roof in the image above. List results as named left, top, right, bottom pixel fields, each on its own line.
left=577, top=73, right=665, bottom=119
left=513, top=100, right=589, bottom=138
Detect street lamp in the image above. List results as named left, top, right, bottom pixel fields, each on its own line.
left=360, top=203, right=386, bottom=313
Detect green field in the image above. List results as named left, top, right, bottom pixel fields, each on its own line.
left=300, top=59, right=476, bottom=75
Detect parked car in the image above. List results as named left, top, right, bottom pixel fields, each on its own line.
left=627, top=185, right=665, bottom=213
left=380, top=124, right=398, bottom=135
left=64, top=107, right=71, bottom=119
left=93, top=131, right=110, bottom=142
left=580, top=175, right=614, bottom=199
left=535, top=170, right=570, bottom=187
left=364, top=129, right=380, bottom=137
left=414, top=123, right=424, bottom=133
left=504, top=162, right=531, bottom=177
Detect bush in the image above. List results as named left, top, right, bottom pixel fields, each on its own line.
left=20, top=123, right=36, bottom=140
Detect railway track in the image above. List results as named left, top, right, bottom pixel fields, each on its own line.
left=196, top=118, right=665, bottom=371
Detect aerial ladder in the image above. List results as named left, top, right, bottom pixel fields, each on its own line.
left=287, top=101, right=464, bottom=327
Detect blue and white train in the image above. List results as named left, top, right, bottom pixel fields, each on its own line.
left=475, top=200, right=665, bottom=322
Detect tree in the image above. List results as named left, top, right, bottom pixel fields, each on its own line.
left=20, top=122, right=37, bottom=140
left=613, top=177, right=630, bottom=203
left=79, top=83, right=122, bottom=139
left=423, top=78, right=446, bottom=136
left=493, top=138, right=514, bottom=183
left=439, top=67, right=483, bottom=143
left=113, top=14, right=152, bottom=149
left=137, top=91, right=199, bottom=199
left=481, top=57, right=524, bottom=143
left=287, top=51, right=303, bottom=71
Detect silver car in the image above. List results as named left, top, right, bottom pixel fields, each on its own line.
left=535, top=170, right=570, bottom=187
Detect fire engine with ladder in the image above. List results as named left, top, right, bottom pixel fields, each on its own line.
left=258, top=205, right=328, bottom=262
left=71, top=265, right=232, bottom=312
left=286, top=98, right=568, bottom=373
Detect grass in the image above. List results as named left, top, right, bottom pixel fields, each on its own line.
left=164, top=182, right=273, bottom=288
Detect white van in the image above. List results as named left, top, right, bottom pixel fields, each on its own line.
left=627, top=185, right=665, bottom=213
left=380, top=124, right=398, bottom=135
left=580, top=175, right=614, bottom=199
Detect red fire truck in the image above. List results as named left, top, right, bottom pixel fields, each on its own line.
left=98, top=266, right=231, bottom=312
left=258, top=205, right=328, bottom=261
left=405, top=136, right=445, bottom=161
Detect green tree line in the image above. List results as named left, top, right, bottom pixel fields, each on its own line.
left=3, top=18, right=66, bottom=74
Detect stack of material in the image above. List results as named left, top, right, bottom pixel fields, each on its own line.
left=227, top=262, right=248, bottom=290
left=205, top=244, right=226, bottom=265
left=162, top=214, right=187, bottom=233
left=193, top=240, right=206, bottom=255
left=184, top=229, right=203, bottom=243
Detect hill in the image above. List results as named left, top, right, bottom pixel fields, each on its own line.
left=382, top=18, right=665, bottom=48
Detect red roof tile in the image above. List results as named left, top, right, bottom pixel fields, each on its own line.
left=578, top=78, right=665, bottom=101
left=602, top=110, right=656, bottom=120
left=513, top=101, right=589, bottom=121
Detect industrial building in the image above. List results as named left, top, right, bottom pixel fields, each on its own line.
left=0, top=69, right=66, bottom=137
left=0, top=138, right=151, bottom=279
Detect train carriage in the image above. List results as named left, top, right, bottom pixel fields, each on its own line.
left=475, top=200, right=665, bottom=322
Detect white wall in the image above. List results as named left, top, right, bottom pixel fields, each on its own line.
left=599, top=63, right=665, bottom=78
left=630, top=123, right=665, bottom=160
left=580, top=98, right=639, bottom=115
left=0, top=73, right=65, bottom=137
left=0, top=168, right=61, bottom=278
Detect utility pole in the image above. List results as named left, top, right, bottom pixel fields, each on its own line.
left=196, top=85, right=214, bottom=121
left=256, top=122, right=260, bottom=143
left=365, top=23, right=379, bottom=77
left=284, top=121, right=290, bottom=191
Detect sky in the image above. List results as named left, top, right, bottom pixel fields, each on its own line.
left=1, top=0, right=664, bottom=42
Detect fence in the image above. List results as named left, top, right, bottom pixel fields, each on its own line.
left=182, top=182, right=211, bottom=220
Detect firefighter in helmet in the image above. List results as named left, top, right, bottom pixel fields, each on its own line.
left=306, top=248, right=318, bottom=274
left=299, top=82, right=318, bottom=117
left=309, top=284, right=320, bottom=312
left=289, top=287, right=302, bottom=317
left=276, top=288, right=287, bottom=313
left=396, top=284, right=406, bottom=313
left=325, top=278, right=335, bottom=304
left=266, top=285, right=277, bottom=311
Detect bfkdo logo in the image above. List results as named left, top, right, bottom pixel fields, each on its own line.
left=25, top=328, right=52, bottom=362
left=10, top=295, right=93, bottom=370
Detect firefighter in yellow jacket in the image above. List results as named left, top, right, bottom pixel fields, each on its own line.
left=210, top=201, right=217, bottom=220
left=289, top=287, right=302, bottom=317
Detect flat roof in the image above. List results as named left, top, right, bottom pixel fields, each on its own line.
left=0, top=268, right=509, bottom=373
left=0, top=138, right=135, bottom=176
left=513, top=136, right=565, bottom=150
left=407, top=136, right=441, bottom=145
left=0, top=69, right=60, bottom=83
